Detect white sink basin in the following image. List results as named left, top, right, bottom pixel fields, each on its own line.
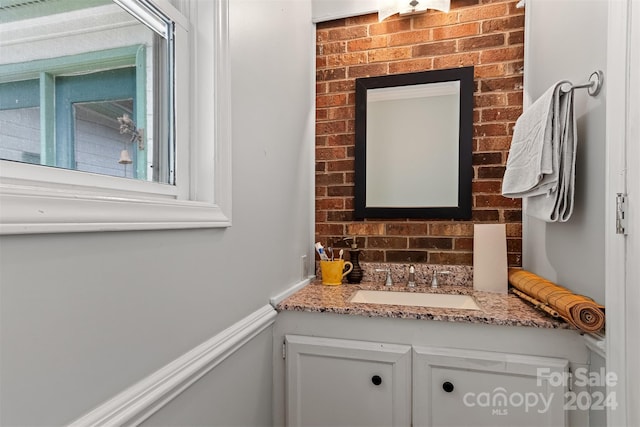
left=349, top=290, right=481, bottom=310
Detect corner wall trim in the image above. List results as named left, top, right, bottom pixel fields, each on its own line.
left=68, top=304, right=277, bottom=427
left=269, top=276, right=314, bottom=307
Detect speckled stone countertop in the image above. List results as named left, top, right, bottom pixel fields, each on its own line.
left=277, top=280, right=572, bottom=329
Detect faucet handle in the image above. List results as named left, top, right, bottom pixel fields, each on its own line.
left=431, top=270, right=451, bottom=288
left=375, top=268, right=393, bottom=286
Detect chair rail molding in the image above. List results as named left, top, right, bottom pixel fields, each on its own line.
left=68, top=305, right=277, bottom=427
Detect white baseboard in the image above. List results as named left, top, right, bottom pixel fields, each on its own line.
left=68, top=305, right=277, bottom=427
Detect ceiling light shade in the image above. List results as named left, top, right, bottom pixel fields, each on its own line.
left=377, top=0, right=451, bottom=21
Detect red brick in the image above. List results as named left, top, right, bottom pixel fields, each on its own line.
left=480, top=76, right=524, bottom=92
left=368, top=47, right=413, bottom=63
left=474, top=64, right=507, bottom=78
left=327, top=159, right=354, bottom=172
left=327, top=52, right=368, bottom=67
left=409, top=237, right=453, bottom=250
left=316, top=198, right=345, bottom=210
left=474, top=123, right=510, bottom=137
left=347, top=36, right=388, bottom=52
left=389, top=58, right=434, bottom=73
left=317, top=68, right=347, bottom=82
left=432, top=23, right=479, bottom=41
left=328, top=80, right=355, bottom=93
left=388, top=30, right=431, bottom=47
left=316, top=94, right=347, bottom=108
left=316, top=146, right=347, bottom=160
left=316, top=173, right=344, bottom=186
left=386, top=223, right=429, bottom=235
left=481, top=15, right=525, bottom=33
left=481, top=106, right=522, bottom=122
left=412, top=41, right=457, bottom=57
left=413, top=11, right=458, bottom=28
left=327, top=134, right=354, bottom=146
left=346, top=14, right=379, bottom=25
left=328, top=185, right=354, bottom=197
left=430, top=223, right=474, bottom=237
left=316, top=223, right=346, bottom=236
left=475, top=195, right=521, bottom=208
left=480, top=46, right=525, bottom=64
left=458, top=3, right=509, bottom=22
left=347, top=223, right=385, bottom=235
left=429, top=252, right=473, bottom=265
left=477, top=136, right=513, bottom=150
left=506, top=223, right=522, bottom=237
left=477, top=166, right=506, bottom=179
left=327, top=26, right=368, bottom=41
left=348, top=63, right=388, bottom=78
left=327, top=106, right=355, bottom=120
left=459, top=34, right=505, bottom=51
left=472, top=209, right=500, bottom=222
left=433, top=52, right=480, bottom=68
left=327, top=211, right=354, bottom=222
left=455, top=237, right=474, bottom=250
left=386, top=251, right=428, bottom=263
left=368, top=237, right=408, bottom=249
left=473, top=152, right=503, bottom=165
left=313, top=2, right=524, bottom=265
left=475, top=93, right=507, bottom=108
left=316, top=121, right=346, bottom=135
left=472, top=180, right=502, bottom=193
left=318, top=41, right=346, bottom=56
left=369, top=19, right=411, bottom=36
left=508, top=30, right=524, bottom=45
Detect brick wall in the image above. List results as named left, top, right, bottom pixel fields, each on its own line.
left=315, top=0, right=525, bottom=266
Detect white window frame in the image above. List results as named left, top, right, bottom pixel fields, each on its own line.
left=0, top=0, right=231, bottom=234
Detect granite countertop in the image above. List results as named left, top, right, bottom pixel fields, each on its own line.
left=277, top=280, right=572, bottom=329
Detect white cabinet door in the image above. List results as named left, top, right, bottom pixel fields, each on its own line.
left=413, top=346, right=569, bottom=427
left=285, top=335, right=411, bottom=427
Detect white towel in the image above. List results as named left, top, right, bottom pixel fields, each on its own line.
left=502, top=82, right=577, bottom=222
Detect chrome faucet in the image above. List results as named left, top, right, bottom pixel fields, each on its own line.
left=431, top=270, right=451, bottom=288
left=376, top=268, right=393, bottom=286
left=408, top=264, right=416, bottom=288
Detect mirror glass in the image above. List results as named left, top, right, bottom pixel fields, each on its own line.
left=0, top=0, right=174, bottom=183
left=355, top=67, right=474, bottom=219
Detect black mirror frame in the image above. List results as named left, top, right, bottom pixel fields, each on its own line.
left=354, top=66, right=474, bottom=220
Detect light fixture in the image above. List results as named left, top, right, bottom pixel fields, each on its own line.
left=377, top=0, right=451, bottom=21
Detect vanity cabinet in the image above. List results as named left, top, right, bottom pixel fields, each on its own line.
left=284, top=335, right=412, bottom=426
left=284, top=335, right=569, bottom=427
left=413, top=346, right=568, bottom=427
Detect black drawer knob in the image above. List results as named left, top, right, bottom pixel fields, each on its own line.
left=371, top=375, right=382, bottom=386
left=442, top=381, right=454, bottom=393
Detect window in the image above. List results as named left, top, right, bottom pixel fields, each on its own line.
left=0, top=0, right=232, bottom=233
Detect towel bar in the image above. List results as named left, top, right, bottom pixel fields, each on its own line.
left=563, top=70, right=604, bottom=96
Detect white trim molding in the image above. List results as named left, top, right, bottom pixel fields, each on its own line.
left=269, top=276, right=314, bottom=307
left=68, top=305, right=277, bottom=427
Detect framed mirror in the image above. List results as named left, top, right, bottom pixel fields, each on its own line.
left=354, top=66, right=474, bottom=220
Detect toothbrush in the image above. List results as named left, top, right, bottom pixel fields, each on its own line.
left=315, top=242, right=330, bottom=261
left=339, top=249, right=344, bottom=260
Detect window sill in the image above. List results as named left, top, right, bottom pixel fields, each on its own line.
left=0, top=180, right=231, bottom=234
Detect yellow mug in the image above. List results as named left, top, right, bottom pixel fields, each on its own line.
left=320, top=260, right=354, bottom=286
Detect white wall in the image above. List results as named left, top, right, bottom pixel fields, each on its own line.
left=312, top=0, right=376, bottom=22
left=522, top=0, right=607, bottom=304
left=0, top=0, right=315, bottom=425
